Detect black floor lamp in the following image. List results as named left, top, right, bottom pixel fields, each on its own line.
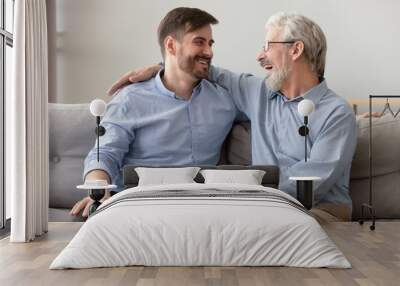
left=290, top=99, right=321, bottom=210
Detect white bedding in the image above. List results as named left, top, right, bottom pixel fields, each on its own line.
left=50, top=183, right=350, bottom=269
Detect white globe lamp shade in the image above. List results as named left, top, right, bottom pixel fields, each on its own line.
left=90, top=99, right=107, bottom=117
left=298, top=99, right=315, bottom=116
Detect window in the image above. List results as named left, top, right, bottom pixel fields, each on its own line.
left=1, top=0, right=14, bottom=232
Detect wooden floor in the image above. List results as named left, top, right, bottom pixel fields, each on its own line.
left=0, top=222, right=399, bottom=286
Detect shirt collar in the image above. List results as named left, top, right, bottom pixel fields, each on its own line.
left=154, top=69, right=203, bottom=100
left=268, top=79, right=328, bottom=105
left=155, top=69, right=176, bottom=99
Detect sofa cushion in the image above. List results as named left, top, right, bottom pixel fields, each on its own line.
left=49, top=103, right=95, bottom=208
left=49, top=103, right=95, bottom=157
left=351, top=114, right=400, bottom=179
left=350, top=171, right=400, bottom=219
left=225, top=121, right=252, bottom=165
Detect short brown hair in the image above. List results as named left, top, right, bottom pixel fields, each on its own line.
left=157, top=7, right=218, bottom=58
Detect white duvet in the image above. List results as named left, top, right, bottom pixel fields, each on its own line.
left=50, top=183, right=351, bottom=269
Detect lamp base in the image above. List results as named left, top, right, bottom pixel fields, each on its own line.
left=289, top=177, right=321, bottom=210
left=296, top=180, right=313, bottom=210
left=88, top=189, right=105, bottom=215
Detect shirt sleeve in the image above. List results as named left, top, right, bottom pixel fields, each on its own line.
left=83, top=91, right=135, bottom=184
left=209, top=66, right=263, bottom=117
left=278, top=106, right=357, bottom=204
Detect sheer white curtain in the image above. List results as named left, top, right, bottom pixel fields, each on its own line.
left=8, top=0, right=49, bottom=242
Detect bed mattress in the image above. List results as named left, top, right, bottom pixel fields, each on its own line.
left=50, top=183, right=350, bottom=269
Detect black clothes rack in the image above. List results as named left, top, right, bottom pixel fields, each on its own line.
left=359, top=95, right=400, bottom=230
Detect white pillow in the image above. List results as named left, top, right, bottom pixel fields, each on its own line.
left=135, top=167, right=201, bottom=186
left=200, top=169, right=266, bottom=185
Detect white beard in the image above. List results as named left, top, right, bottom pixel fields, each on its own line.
left=265, top=57, right=290, bottom=92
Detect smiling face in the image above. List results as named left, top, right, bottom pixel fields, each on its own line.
left=257, top=27, right=292, bottom=91
left=175, top=25, right=214, bottom=80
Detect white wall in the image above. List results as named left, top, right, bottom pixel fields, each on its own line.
left=47, top=0, right=400, bottom=104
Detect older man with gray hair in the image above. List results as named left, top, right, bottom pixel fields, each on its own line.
left=108, top=12, right=357, bottom=224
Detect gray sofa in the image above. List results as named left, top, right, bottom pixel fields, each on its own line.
left=49, top=103, right=400, bottom=221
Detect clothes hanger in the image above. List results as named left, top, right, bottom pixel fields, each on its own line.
left=380, top=98, right=400, bottom=117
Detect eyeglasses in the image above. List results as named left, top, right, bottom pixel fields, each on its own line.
left=261, top=41, right=296, bottom=52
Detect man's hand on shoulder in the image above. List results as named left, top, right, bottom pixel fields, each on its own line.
left=359, top=111, right=382, bottom=118
left=107, top=64, right=163, bottom=96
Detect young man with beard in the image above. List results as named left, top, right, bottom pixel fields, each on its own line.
left=70, top=7, right=240, bottom=218
left=109, top=12, right=357, bottom=223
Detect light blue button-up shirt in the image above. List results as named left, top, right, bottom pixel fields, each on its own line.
left=84, top=70, right=239, bottom=191
left=210, top=67, right=357, bottom=208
